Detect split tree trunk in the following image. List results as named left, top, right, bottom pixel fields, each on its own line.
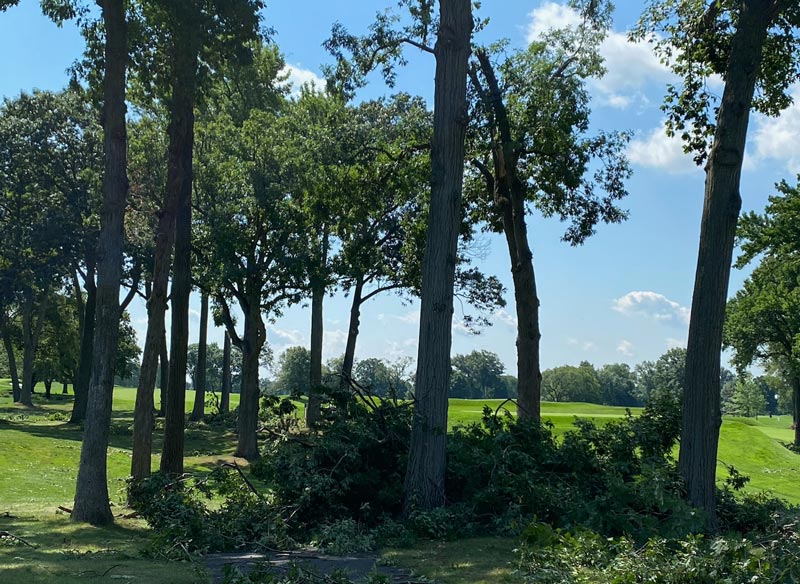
left=220, top=331, right=231, bottom=414
left=189, top=291, right=209, bottom=421
left=678, top=3, right=773, bottom=528
left=71, top=0, right=128, bottom=526
left=403, top=0, right=473, bottom=513
left=339, top=278, right=364, bottom=390
left=473, top=49, right=542, bottom=421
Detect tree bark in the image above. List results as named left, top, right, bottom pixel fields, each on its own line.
left=2, top=319, right=20, bottom=402
left=71, top=0, right=128, bottom=526
left=473, top=49, right=542, bottom=422
left=339, top=278, right=364, bottom=390
left=159, top=328, right=168, bottom=416
left=792, top=374, right=800, bottom=448
left=62, top=380, right=68, bottom=394
left=189, top=291, right=209, bottom=421
left=160, top=49, right=198, bottom=476
left=404, top=0, right=472, bottom=513
left=70, top=271, right=96, bottom=423
left=220, top=331, right=231, bottom=414
left=44, top=379, right=52, bottom=399
left=678, top=3, right=773, bottom=528
left=232, top=299, right=265, bottom=460
left=18, top=288, right=48, bottom=407
left=306, top=282, right=325, bottom=426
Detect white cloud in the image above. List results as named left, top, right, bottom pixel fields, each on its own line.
left=323, top=329, right=348, bottom=357
left=189, top=308, right=201, bottom=322
left=378, top=310, right=420, bottom=326
left=627, top=121, right=698, bottom=174
left=617, top=339, right=635, bottom=357
left=613, top=291, right=690, bottom=327
left=567, top=337, right=597, bottom=352
left=268, top=326, right=306, bottom=347
left=386, top=337, right=418, bottom=361
left=493, top=309, right=518, bottom=328
left=526, top=2, right=674, bottom=110
left=280, top=64, right=325, bottom=95
left=751, top=85, right=800, bottom=172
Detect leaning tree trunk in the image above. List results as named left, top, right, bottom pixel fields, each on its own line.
left=220, top=331, right=231, bottom=414
left=678, top=4, right=772, bottom=529
left=160, top=51, right=198, bottom=476
left=234, top=300, right=265, bottom=460
left=306, top=282, right=325, bottom=426
left=339, top=278, right=364, bottom=390
left=3, top=324, right=20, bottom=402
left=404, top=0, right=473, bottom=513
left=130, top=209, right=175, bottom=481
left=474, top=48, right=542, bottom=422
left=70, top=275, right=96, bottom=423
left=71, top=0, right=128, bottom=526
left=189, top=291, right=209, bottom=421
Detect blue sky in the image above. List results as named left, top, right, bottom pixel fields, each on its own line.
left=2, top=1, right=798, bottom=377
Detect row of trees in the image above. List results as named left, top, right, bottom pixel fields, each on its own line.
left=2, top=0, right=798, bottom=531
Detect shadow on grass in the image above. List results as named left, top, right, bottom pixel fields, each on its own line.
left=0, top=411, right=239, bottom=459
left=0, top=512, right=207, bottom=584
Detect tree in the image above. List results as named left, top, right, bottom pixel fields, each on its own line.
left=449, top=350, right=506, bottom=399
left=541, top=362, right=601, bottom=404
left=635, top=0, right=800, bottom=524
left=127, top=0, right=265, bottom=476
left=271, top=346, right=311, bottom=397
left=466, top=0, right=630, bottom=421
left=72, top=0, right=129, bottom=526
left=729, top=373, right=767, bottom=418
left=724, top=256, right=800, bottom=445
left=596, top=363, right=639, bottom=407
left=189, top=291, right=209, bottom=421
left=194, top=50, right=303, bottom=459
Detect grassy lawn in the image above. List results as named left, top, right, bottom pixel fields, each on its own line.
left=2, top=382, right=800, bottom=583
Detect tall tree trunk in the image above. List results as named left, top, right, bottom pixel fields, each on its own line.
left=70, top=274, right=96, bottom=423
left=473, top=49, right=542, bottom=421
left=404, top=0, right=472, bottom=513
left=220, top=331, right=231, bottom=414
left=234, top=300, right=264, bottom=460
left=160, top=52, right=198, bottom=476
left=189, top=291, right=209, bottom=421
left=62, top=380, right=68, bottom=394
left=44, top=379, right=52, bottom=399
left=792, top=373, right=800, bottom=448
left=339, top=278, right=364, bottom=390
left=18, top=289, right=48, bottom=407
left=2, top=321, right=20, bottom=402
left=678, top=4, right=773, bottom=528
left=306, top=283, right=325, bottom=426
left=71, top=0, right=128, bottom=526
left=159, top=328, right=168, bottom=416
left=130, top=211, right=174, bottom=481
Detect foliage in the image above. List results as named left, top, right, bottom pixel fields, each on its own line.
left=127, top=467, right=293, bottom=559
left=251, top=393, right=412, bottom=533
left=541, top=362, right=600, bottom=403
left=449, top=350, right=509, bottom=399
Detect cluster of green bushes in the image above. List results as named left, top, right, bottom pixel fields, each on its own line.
left=129, top=390, right=799, bottom=582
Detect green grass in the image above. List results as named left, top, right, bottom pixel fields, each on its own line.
left=2, top=383, right=800, bottom=583
left=382, top=537, right=522, bottom=584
